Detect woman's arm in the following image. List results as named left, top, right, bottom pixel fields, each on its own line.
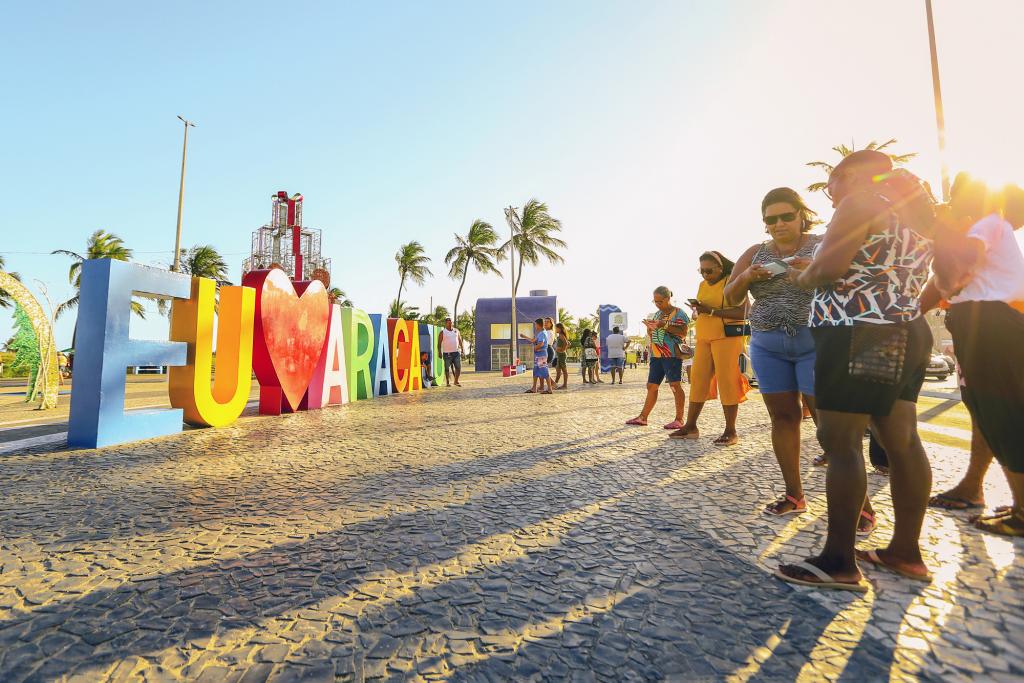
left=723, top=243, right=763, bottom=306
left=796, top=191, right=888, bottom=289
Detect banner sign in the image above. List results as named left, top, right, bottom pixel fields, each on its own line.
left=68, top=260, right=441, bottom=448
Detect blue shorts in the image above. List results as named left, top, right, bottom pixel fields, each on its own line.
left=608, top=357, right=625, bottom=369
left=749, top=327, right=815, bottom=395
left=647, top=357, right=682, bottom=385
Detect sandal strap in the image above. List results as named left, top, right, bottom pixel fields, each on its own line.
left=785, top=495, right=805, bottom=508
left=792, top=561, right=833, bottom=584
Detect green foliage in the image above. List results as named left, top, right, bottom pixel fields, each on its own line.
left=160, top=244, right=233, bottom=315
left=455, top=308, right=475, bottom=348
left=328, top=288, right=354, bottom=307
left=388, top=299, right=420, bottom=320
left=806, top=139, right=917, bottom=194
left=8, top=304, right=40, bottom=390
left=394, top=241, right=433, bottom=308
left=445, top=219, right=503, bottom=320
left=53, top=229, right=144, bottom=320
left=501, top=199, right=567, bottom=295
left=421, top=305, right=450, bottom=327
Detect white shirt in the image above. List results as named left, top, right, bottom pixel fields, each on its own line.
left=950, top=214, right=1024, bottom=305
left=439, top=328, right=461, bottom=353
left=604, top=333, right=626, bottom=358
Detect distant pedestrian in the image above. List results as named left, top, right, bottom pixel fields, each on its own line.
left=438, top=318, right=464, bottom=387
left=580, top=329, right=598, bottom=384
left=521, top=318, right=552, bottom=394
left=554, top=322, right=570, bottom=390
left=626, top=286, right=690, bottom=427
left=543, top=317, right=557, bottom=392
left=605, top=326, right=628, bottom=384
left=420, top=352, right=436, bottom=388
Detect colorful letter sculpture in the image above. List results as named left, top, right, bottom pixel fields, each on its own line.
left=369, top=313, right=393, bottom=397
left=169, top=277, right=256, bottom=427
left=342, top=307, right=374, bottom=402
left=68, top=260, right=190, bottom=448
left=243, top=269, right=330, bottom=415
left=302, top=303, right=349, bottom=409
left=68, top=259, right=442, bottom=449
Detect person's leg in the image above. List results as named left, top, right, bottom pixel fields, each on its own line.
left=679, top=340, right=713, bottom=436
left=762, top=391, right=805, bottom=509
left=639, top=384, right=660, bottom=420
left=668, top=381, right=685, bottom=422
left=453, top=356, right=462, bottom=386
left=709, top=337, right=743, bottom=443
left=815, top=409, right=871, bottom=576
left=931, top=420, right=993, bottom=509
left=868, top=400, right=931, bottom=575
left=444, top=355, right=452, bottom=386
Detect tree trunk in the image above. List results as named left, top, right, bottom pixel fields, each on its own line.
left=396, top=274, right=405, bottom=311
left=453, top=266, right=469, bottom=321
left=513, top=253, right=524, bottom=298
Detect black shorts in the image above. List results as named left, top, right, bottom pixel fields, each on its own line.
left=811, top=316, right=931, bottom=417
left=947, top=301, right=1024, bottom=473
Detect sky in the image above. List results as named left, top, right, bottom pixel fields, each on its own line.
left=2, top=0, right=1023, bottom=348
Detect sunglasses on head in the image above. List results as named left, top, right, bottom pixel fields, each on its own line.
left=763, top=212, right=797, bottom=225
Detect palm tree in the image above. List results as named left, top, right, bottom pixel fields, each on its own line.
left=501, top=199, right=567, bottom=297
left=422, top=305, right=450, bottom=326
left=456, top=307, right=475, bottom=354
left=159, top=244, right=232, bottom=315
left=806, top=139, right=916, bottom=194
left=394, top=241, right=433, bottom=309
left=388, top=299, right=420, bottom=320
left=327, top=288, right=354, bottom=307
left=0, top=255, right=19, bottom=309
left=52, top=230, right=145, bottom=321
left=445, top=219, right=502, bottom=321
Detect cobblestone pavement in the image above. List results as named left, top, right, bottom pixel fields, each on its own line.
left=1, top=370, right=1021, bottom=681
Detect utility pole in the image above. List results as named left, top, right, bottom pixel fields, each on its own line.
left=504, top=206, right=519, bottom=367
left=173, top=115, right=197, bottom=271
left=924, top=0, right=950, bottom=201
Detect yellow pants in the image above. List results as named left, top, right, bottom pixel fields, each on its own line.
left=689, top=335, right=745, bottom=405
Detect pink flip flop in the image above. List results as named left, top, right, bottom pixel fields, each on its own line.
left=663, top=420, right=684, bottom=430
left=625, top=417, right=648, bottom=426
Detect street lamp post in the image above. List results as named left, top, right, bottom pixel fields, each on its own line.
left=172, top=115, right=197, bottom=272
left=924, top=0, right=950, bottom=202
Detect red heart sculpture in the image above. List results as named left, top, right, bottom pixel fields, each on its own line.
left=243, top=268, right=330, bottom=413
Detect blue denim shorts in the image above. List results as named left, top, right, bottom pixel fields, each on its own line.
left=608, top=357, right=625, bottom=369
left=749, top=327, right=815, bottom=395
left=647, top=357, right=682, bottom=385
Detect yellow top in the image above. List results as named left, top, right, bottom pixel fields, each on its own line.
left=695, top=278, right=726, bottom=341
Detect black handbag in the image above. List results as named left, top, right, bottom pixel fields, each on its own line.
left=723, top=322, right=751, bottom=337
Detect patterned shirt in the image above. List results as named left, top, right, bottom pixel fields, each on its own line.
left=749, top=234, right=822, bottom=335
left=810, top=200, right=933, bottom=327
left=649, top=307, right=691, bottom=357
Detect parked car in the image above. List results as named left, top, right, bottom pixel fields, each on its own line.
left=925, top=354, right=950, bottom=381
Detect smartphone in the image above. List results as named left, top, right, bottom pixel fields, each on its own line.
left=761, top=259, right=789, bottom=276
left=687, top=299, right=700, bottom=307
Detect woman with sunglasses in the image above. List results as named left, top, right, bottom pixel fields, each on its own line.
left=724, top=189, right=826, bottom=514
left=668, top=251, right=748, bottom=445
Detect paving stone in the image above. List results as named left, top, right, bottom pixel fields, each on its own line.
left=0, top=372, right=1018, bottom=681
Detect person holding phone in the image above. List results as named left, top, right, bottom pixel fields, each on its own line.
left=668, top=252, right=748, bottom=445
left=723, top=188, right=835, bottom=516
left=625, top=286, right=690, bottom=427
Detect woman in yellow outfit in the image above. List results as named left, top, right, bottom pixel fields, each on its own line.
left=669, top=251, right=749, bottom=445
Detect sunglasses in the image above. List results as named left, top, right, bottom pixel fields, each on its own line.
left=698, top=267, right=718, bottom=275
left=763, top=212, right=797, bottom=225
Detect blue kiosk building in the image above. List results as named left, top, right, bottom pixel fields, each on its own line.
left=474, top=290, right=558, bottom=371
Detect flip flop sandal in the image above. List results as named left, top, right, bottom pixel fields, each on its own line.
left=714, top=434, right=739, bottom=447
left=969, top=505, right=1013, bottom=523
left=812, top=455, right=827, bottom=467
left=763, top=494, right=806, bottom=517
left=857, top=510, right=877, bottom=536
left=856, top=549, right=931, bottom=582
left=663, top=420, right=684, bottom=430
left=625, top=417, right=648, bottom=426
left=524, top=389, right=536, bottom=394
left=974, top=511, right=1024, bottom=537
left=775, top=561, right=868, bottom=593
left=668, top=428, right=699, bottom=440
left=928, top=492, right=985, bottom=511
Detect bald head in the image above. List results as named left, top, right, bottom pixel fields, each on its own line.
left=827, top=149, right=893, bottom=206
